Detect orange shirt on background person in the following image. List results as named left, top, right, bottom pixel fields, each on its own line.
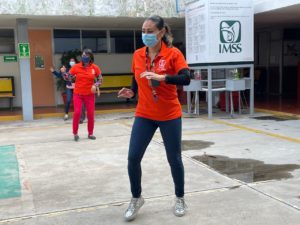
left=132, top=42, right=189, bottom=121
left=69, top=63, right=101, bottom=95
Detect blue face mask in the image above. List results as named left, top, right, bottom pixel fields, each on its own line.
left=142, top=33, right=158, bottom=47
left=81, top=55, right=90, bottom=64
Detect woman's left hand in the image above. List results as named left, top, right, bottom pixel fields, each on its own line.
left=140, top=72, right=166, bottom=82
left=91, top=85, right=100, bottom=96
left=91, top=85, right=97, bottom=93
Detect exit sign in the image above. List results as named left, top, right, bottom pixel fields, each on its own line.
left=3, top=56, right=18, bottom=62
left=18, top=43, right=30, bottom=58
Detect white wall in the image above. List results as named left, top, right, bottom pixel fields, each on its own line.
left=254, top=0, right=300, bottom=14
left=0, top=56, right=21, bottom=108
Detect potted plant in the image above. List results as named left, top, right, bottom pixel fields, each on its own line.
left=225, top=68, right=245, bottom=91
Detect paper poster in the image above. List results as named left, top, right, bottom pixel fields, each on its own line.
left=185, top=0, right=254, bottom=65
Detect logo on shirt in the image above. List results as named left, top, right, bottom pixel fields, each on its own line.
left=92, top=69, right=95, bottom=75
left=158, top=59, right=167, bottom=71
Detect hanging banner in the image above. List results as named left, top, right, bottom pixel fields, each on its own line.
left=185, top=0, right=254, bottom=65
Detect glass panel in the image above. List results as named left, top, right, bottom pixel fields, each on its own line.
left=0, top=29, right=15, bottom=53
left=110, top=30, right=134, bottom=53
left=54, top=29, right=80, bottom=53
left=82, top=30, right=107, bottom=53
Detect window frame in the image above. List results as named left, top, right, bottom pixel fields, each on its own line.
left=53, top=28, right=145, bottom=54
left=0, top=28, right=16, bottom=54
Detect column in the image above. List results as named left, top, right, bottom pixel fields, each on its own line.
left=16, top=19, right=33, bottom=121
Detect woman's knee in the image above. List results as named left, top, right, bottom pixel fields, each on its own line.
left=128, top=152, right=143, bottom=166
left=167, top=154, right=183, bottom=167
left=73, top=107, right=82, bottom=115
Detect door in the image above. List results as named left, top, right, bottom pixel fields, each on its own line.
left=28, top=30, right=55, bottom=107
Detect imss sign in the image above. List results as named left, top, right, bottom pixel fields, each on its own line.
left=185, top=0, right=254, bottom=65
left=219, top=20, right=242, bottom=53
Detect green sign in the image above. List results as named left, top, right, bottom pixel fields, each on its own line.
left=219, top=20, right=242, bottom=54
left=3, top=56, right=18, bottom=62
left=220, top=21, right=241, bottom=43
left=34, top=55, right=45, bottom=69
left=18, top=43, right=30, bottom=58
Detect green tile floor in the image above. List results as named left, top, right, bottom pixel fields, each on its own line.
left=0, top=145, right=21, bottom=199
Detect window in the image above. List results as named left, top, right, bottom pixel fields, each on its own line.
left=0, top=29, right=15, bottom=54
left=135, top=30, right=144, bottom=49
left=82, top=30, right=107, bottom=53
left=53, top=29, right=139, bottom=54
left=54, top=29, right=80, bottom=53
left=110, top=30, right=134, bottom=53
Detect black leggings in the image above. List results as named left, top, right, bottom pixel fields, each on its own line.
left=128, top=116, right=184, bottom=198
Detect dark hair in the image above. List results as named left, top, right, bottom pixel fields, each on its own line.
left=82, top=48, right=94, bottom=63
left=70, top=57, right=78, bottom=63
left=145, top=15, right=173, bottom=47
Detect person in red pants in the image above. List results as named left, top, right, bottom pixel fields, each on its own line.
left=68, top=49, right=102, bottom=141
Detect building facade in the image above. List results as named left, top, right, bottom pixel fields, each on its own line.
left=0, top=0, right=300, bottom=120
left=0, top=0, right=185, bottom=120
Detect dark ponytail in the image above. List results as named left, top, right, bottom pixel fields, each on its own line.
left=146, top=15, right=173, bottom=47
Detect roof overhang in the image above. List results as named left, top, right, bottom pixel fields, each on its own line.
left=0, top=15, right=185, bottom=29
left=254, top=1, right=300, bottom=29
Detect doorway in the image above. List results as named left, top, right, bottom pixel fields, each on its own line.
left=28, top=30, right=55, bottom=107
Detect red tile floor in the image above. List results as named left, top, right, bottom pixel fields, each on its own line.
left=254, top=96, right=300, bottom=115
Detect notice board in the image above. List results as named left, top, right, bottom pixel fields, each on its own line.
left=185, top=0, right=254, bottom=65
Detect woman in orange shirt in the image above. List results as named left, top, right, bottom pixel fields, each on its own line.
left=118, top=15, right=190, bottom=221
left=69, top=49, right=102, bottom=141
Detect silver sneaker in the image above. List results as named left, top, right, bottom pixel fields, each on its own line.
left=124, top=196, right=144, bottom=221
left=174, top=197, right=187, bottom=217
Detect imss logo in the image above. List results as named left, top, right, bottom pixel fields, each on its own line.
left=219, top=21, right=242, bottom=53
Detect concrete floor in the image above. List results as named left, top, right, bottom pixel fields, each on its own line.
left=0, top=111, right=299, bottom=225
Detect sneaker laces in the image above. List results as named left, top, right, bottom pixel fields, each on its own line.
left=128, top=198, right=139, bottom=210
left=175, top=198, right=188, bottom=210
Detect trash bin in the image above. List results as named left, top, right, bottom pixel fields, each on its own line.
left=219, top=91, right=240, bottom=111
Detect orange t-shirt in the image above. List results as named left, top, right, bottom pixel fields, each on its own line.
left=132, top=42, right=189, bottom=121
left=69, top=63, right=101, bottom=95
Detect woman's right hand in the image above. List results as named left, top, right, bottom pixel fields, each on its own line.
left=118, top=88, right=134, bottom=98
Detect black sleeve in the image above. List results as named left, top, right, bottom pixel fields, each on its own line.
left=52, top=71, right=62, bottom=78
left=130, top=75, right=138, bottom=98
left=165, top=68, right=191, bottom=85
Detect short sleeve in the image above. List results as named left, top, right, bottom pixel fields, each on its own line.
left=173, top=48, right=189, bottom=74
left=94, top=64, right=101, bottom=76
left=69, top=65, right=77, bottom=76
